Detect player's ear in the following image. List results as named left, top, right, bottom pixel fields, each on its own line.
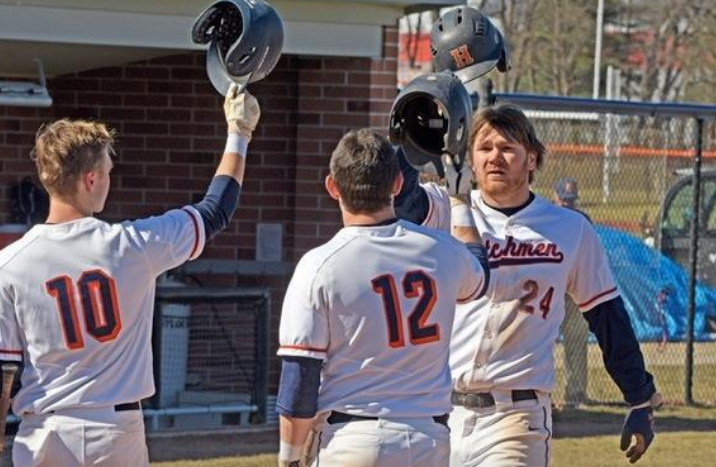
left=81, top=171, right=95, bottom=192
left=392, top=171, right=403, bottom=196
left=527, top=151, right=537, bottom=171
left=325, top=174, right=341, bottom=201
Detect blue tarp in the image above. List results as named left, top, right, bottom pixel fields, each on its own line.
left=595, top=225, right=716, bottom=342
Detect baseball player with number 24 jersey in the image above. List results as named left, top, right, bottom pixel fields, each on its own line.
left=395, top=103, right=660, bottom=467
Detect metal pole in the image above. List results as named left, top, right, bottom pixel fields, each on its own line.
left=470, top=79, right=495, bottom=111
left=491, top=93, right=716, bottom=119
left=255, top=293, right=271, bottom=422
left=685, top=118, right=703, bottom=406
left=593, top=0, right=605, bottom=99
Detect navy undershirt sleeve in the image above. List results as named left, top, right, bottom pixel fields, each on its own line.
left=583, top=297, right=657, bottom=405
left=276, top=356, right=323, bottom=418
left=466, top=242, right=490, bottom=298
left=192, top=175, right=242, bottom=241
left=394, top=147, right=430, bottom=225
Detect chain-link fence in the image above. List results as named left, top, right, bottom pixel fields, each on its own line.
left=149, top=283, right=270, bottom=430
left=489, top=94, right=716, bottom=406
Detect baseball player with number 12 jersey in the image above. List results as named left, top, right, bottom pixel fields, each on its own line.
left=276, top=129, right=489, bottom=467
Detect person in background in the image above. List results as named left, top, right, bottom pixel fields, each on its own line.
left=553, top=177, right=590, bottom=405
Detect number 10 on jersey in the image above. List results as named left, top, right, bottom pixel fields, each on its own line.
left=371, top=270, right=439, bottom=348
left=45, top=270, right=122, bottom=350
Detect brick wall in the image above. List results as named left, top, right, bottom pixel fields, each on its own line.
left=0, top=25, right=398, bottom=392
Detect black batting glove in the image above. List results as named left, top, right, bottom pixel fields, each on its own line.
left=620, top=393, right=661, bottom=463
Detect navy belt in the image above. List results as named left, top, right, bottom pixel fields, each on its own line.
left=327, top=411, right=449, bottom=428
left=44, top=401, right=141, bottom=415
left=114, top=401, right=141, bottom=412
left=451, top=389, right=537, bottom=409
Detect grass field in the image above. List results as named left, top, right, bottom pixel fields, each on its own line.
left=151, top=405, right=716, bottom=467
left=531, top=150, right=698, bottom=232
left=552, top=342, right=716, bottom=405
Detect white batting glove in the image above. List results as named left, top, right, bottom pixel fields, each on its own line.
left=224, top=83, right=261, bottom=139
left=442, top=154, right=473, bottom=197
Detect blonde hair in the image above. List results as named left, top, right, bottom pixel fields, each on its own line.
left=32, top=119, right=116, bottom=198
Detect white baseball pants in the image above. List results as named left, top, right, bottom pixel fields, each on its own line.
left=311, top=416, right=450, bottom=467
left=449, top=391, right=552, bottom=467
left=13, top=406, right=148, bottom=467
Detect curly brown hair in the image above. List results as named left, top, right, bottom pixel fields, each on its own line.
left=31, top=119, right=116, bottom=198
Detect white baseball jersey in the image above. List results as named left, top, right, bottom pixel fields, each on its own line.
left=278, top=220, right=486, bottom=417
left=421, top=184, right=619, bottom=393
left=0, top=207, right=205, bottom=415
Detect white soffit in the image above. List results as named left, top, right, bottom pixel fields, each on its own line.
left=0, top=2, right=395, bottom=76
left=0, top=4, right=387, bottom=51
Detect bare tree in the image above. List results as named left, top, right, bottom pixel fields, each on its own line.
left=402, top=0, right=716, bottom=102
left=479, top=0, right=596, bottom=95
left=610, top=0, right=716, bottom=102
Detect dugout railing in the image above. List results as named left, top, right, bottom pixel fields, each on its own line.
left=478, top=87, right=716, bottom=406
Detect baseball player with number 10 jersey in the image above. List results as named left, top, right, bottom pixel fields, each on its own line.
left=0, top=85, right=260, bottom=467
left=276, top=129, right=489, bottom=467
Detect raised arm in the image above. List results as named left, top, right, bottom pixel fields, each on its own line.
left=192, top=83, right=260, bottom=241
left=442, top=154, right=489, bottom=298
left=393, top=147, right=431, bottom=225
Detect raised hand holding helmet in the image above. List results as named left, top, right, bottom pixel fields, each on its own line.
left=224, top=83, right=260, bottom=140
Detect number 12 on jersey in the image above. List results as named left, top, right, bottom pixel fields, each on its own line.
left=45, top=270, right=122, bottom=350
left=371, top=270, right=439, bottom=348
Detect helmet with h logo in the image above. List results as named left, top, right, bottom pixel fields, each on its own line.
left=430, top=6, right=509, bottom=85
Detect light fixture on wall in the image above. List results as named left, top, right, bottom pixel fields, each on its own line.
left=0, top=59, right=52, bottom=107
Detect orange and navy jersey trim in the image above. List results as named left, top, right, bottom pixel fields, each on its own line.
left=578, top=286, right=618, bottom=310
left=279, top=344, right=328, bottom=353
left=181, top=208, right=200, bottom=259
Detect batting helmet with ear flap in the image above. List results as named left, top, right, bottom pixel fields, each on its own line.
left=430, top=6, right=509, bottom=85
left=389, top=71, right=472, bottom=178
left=192, top=0, right=284, bottom=95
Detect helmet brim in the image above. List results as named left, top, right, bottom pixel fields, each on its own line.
left=453, top=58, right=499, bottom=85
left=207, top=42, right=251, bottom=96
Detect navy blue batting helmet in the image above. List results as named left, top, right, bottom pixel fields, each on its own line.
left=192, top=0, right=284, bottom=95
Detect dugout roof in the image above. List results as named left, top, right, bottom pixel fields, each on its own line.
left=0, top=0, right=459, bottom=77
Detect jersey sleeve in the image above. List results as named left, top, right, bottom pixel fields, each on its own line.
left=0, top=286, right=23, bottom=362
left=277, top=256, right=329, bottom=361
left=420, top=183, right=451, bottom=232
left=124, top=206, right=206, bottom=276
left=567, top=220, right=620, bottom=312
